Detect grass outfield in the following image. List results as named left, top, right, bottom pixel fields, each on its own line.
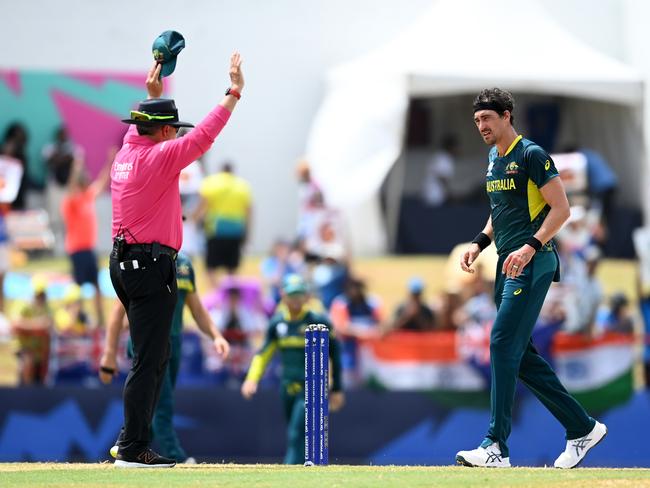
left=1, top=464, right=650, bottom=488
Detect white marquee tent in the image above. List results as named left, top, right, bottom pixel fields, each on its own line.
left=306, top=0, right=645, bottom=254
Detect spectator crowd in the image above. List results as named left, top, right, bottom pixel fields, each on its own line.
left=0, top=121, right=641, bottom=390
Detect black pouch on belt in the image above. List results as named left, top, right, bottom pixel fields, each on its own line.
left=113, top=235, right=125, bottom=260
left=151, top=241, right=161, bottom=261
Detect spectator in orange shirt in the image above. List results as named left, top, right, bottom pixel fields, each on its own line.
left=60, top=152, right=112, bottom=327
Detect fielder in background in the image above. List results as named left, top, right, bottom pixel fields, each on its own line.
left=100, top=252, right=230, bottom=463
left=457, top=88, right=606, bottom=469
left=241, top=274, right=344, bottom=464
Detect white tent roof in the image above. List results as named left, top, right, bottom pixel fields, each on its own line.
left=307, top=0, right=643, bottom=209
left=329, top=0, right=642, bottom=103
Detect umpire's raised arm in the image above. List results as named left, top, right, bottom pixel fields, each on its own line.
left=145, top=52, right=245, bottom=175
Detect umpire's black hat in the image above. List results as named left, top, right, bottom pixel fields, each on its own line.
left=121, top=98, right=194, bottom=128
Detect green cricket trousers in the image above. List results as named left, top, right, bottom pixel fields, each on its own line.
left=282, top=381, right=305, bottom=465
left=481, top=250, right=595, bottom=457
left=152, top=333, right=187, bottom=461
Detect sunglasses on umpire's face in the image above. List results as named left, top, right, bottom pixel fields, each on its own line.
left=129, top=110, right=176, bottom=122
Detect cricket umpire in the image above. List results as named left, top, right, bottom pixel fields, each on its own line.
left=456, top=88, right=606, bottom=469
left=109, top=53, right=244, bottom=468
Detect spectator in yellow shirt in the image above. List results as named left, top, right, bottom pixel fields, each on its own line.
left=195, top=162, right=252, bottom=289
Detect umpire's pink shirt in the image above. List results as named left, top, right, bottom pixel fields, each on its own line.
left=111, top=105, right=231, bottom=250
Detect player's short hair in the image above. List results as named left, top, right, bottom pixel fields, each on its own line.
left=473, top=88, right=515, bottom=125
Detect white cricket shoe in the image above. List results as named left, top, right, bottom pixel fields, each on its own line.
left=554, top=421, right=607, bottom=469
left=456, top=442, right=511, bottom=468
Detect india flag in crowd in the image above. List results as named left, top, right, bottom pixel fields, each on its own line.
left=553, top=332, right=635, bottom=411
left=359, top=330, right=635, bottom=412
left=359, top=331, right=486, bottom=392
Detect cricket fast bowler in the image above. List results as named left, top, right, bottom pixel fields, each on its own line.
left=457, top=88, right=607, bottom=468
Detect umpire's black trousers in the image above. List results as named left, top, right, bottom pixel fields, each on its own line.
left=109, top=246, right=177, bottom=455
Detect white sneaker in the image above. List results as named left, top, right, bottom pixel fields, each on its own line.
left=456, top=442, right=511, bottom=468
left=554, top=421, right=607, bottom=469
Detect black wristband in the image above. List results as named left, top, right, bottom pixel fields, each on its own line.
left=471, top=232, right=492, bottom=251
left=100, top=366, right=116, bottom=375
left=526, top=236, right=543, bottom=251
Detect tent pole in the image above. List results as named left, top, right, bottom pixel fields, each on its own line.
left=384, top=106, right=410, bottom=252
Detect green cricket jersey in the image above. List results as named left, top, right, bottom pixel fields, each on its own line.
left=245, top=307, right=342, bottom=392
left=171, top=253, right=195, bottom=336
left=486, top=135, right=559, bottom=255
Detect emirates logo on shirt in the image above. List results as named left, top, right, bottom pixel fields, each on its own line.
left=113, top=161, right=133, bottom=180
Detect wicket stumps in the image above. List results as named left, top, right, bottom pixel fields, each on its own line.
left=304, top=323, right=329, bottom=466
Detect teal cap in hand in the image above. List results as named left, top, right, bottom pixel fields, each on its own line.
left=152, top=30, right=185, bottom=77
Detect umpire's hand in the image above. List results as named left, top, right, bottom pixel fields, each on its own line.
left=99, top=352, right=118, bottom=384
left=229, top=51, right=244, bottom=92
left=146, top=62, right=163, bottom=99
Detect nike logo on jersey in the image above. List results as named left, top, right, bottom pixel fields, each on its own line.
left=514, top=288, right=522, bottom=296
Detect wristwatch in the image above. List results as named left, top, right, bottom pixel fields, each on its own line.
left=225, top=87, right=241, bottom=100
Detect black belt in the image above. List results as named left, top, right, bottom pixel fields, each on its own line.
left=124, top=243, right=178, bottom=260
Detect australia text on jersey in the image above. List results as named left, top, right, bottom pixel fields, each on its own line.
left=486, top=178, right=516, bottom=192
